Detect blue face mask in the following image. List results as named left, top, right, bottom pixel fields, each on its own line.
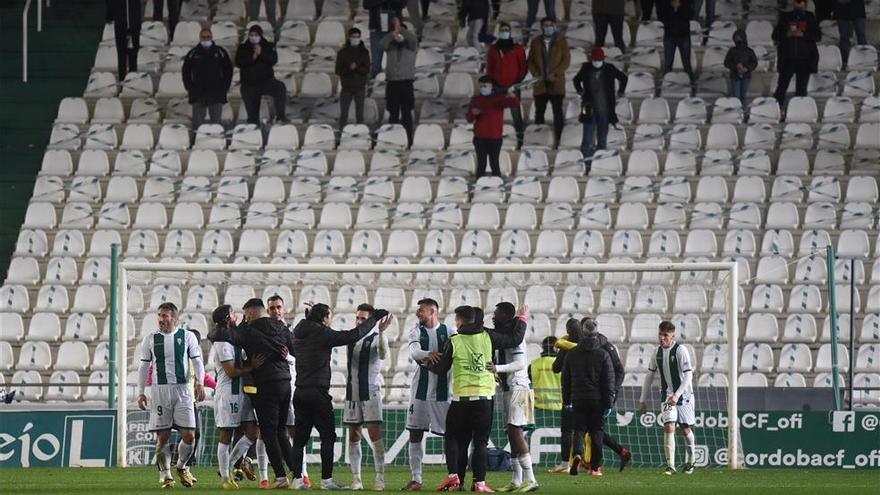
left=200, top=40, right=213, bottom=49
left=249, top=35, right=261, bottom=44
left=498, top=31, right=511, bottom=40
left=480, top=87, right=492, bottom=96
left=350, top=38, right=361, bottom=46
left=543, top=26, right=555, bottom=37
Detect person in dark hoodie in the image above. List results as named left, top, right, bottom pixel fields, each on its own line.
left=573, top=47, right=628, bottom=160
left=335, top=27, right=372, bottom=130
left=288, top=302, right=389, bottom=490
left=561, top=318, right=615, bottom=477
left=772, top=0, right=820, bottom=110
left=215, top=298, right=295, bottom=488
left=723, top=29, right=758, bottom=112
left=423, top=305, right=528, bottom=492
left=466, top=76, right=520, bottom=178
left=183, top=28, right=234, bottom=131
left=235, top=24, right=288, bottom=125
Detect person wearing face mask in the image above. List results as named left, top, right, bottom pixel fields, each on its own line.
left=182, top=29, right=234, bottom=132
left=487, top=22, right=528, bottom=147
left=661, top=0, right=696, bottom=89
left=772, top=0, right=820, bottom=111
left=381, top=17, right=419, bottom=147
left=335, top=28, right=372, bottom=130
left=235, top=25, right=289, bottom=125
left=466, top=76, right=520, bottom=178
left=723, top=29, right=758, bottom=112
left=593, top=0, right=627, bottom=53
left=527, top=18, right=571, bottom=146
left=573, top=47, right=627, bottom=160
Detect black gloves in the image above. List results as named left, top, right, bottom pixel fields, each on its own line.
left=372, top=309, right=389, bottom=320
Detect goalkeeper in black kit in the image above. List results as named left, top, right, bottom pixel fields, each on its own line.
left=561, top=318, right=616, bottom=477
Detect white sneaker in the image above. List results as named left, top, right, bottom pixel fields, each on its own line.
left=351, top=478, right=364, bottom=491
left=374, top=476, right=385, bottom=491
left=291, top=478, right=309, bottom=490
left=320, top=479, right=349, bottom=491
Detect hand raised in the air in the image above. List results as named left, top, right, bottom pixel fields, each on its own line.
left=372, top=308, right=389, bottom=320
left=638, top=402, right=647, bottom=415
left=378, top=315, right=394, bottom=332
left=137, top=394, right=148, bottom=410
left=517, top=304, right=529, bottom=317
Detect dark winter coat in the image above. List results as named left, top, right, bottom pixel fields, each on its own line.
left=222, top=317, right=293, bottom=386
left=573, top=62, right=628, bottom=124
left=527, top=34, right=571, bottom=96
left=364, top=0, right=406, bottom=32
left=235, top=38, right=279, bottom=86
left=723, top=30, right=759, bottom=79
left=661, top=2, right=692, bottom=38
left=182, top=43, right=233, bottom=105
left=562, top=332, right=615, bottom=408
left=596, top=333, right=625, bottom=395
left=290, top=315, right=380, bottom=389
left=335, top=42, right=371, bottom=92
left=772, top=8, right=821, bottom=73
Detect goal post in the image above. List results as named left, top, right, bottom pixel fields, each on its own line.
left=110, top=257, right=739, bottom=469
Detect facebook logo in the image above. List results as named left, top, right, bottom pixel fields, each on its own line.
left=832, top=411, right=855, bottom=432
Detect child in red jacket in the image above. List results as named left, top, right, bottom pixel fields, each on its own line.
left=466, top=76, right=519, bottom=178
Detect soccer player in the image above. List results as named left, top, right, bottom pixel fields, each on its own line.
left=209, top=304, right=263, bottom=490
left=401, top=298, right=454, bottom=491
left=492, top=302, right=539, bottom=493
left=267, top=294, right=312, bottom=489
left=344, top=303, right=393, bottom=491
left=424, top=305, right=528, bottom=493
left=639, top=320, right=696, bottom=475
left=137, top=302, right=206, bottom=489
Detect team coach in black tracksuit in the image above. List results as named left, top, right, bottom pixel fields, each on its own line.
left=218, top=298, right=296, bottom=487
left=289, top=303, right=389, bottom=490
left=562, top=320, right=615, bottom=476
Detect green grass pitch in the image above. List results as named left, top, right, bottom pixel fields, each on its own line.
left=2, top=466, right=876, bottom=494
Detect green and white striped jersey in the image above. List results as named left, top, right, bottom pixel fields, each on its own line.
left=649, top=342, right=693, bottom=399
left=408, top=323, right=455, bottom=402
left=213, top=341, right=245, bottom=395
left=345, top=330, right=387, bottom=401
left=140, top=328, right=202, bottom=386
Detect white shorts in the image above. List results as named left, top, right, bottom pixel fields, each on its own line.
left=675, top=396, right=695, bottom=426
left=498, top=388, right=535, bottom=428
left=148, top=384, right=196, bottom=431
left=343, top=396, right=384, bottom=425
left=406, top=399, right=449, bottom=435
left=214, top=387, right=245, bottom=429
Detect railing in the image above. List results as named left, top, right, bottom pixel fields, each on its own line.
left=22, top=0, right=43, bottom=82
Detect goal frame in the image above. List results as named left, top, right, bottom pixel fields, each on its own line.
left=110, top=259, right=740, bottom=469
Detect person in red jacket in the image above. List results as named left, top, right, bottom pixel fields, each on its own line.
left=466, top=76, right=519, bottom=178
left=486, top=22, right=528, bottom=148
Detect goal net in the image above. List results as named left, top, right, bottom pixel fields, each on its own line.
left=110, top=260, right=741, bottom=469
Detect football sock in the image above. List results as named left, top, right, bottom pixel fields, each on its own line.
left=256, top=438, right=269, bottom=481
left=218, top=442, right=231, bottom=480
left=302, top=458, right=309, bottom=478
left=157, top=442, right=172, bottom=479
left=664, top=430, right=675, bottom=468
left=511, top=455, right=523, bottom=485
left=684, top=430, right=696, bottom=465
left=176, top=440, right=194, bottom=469
left=410, top=441, right=424, bottom=483
left=229, top=436, right=253, bottom=470
left=520, top=454, right=536, bottom=483
left=349, top=441, right=362, bottom=477
left=371, top=439, right=386, bottom=475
